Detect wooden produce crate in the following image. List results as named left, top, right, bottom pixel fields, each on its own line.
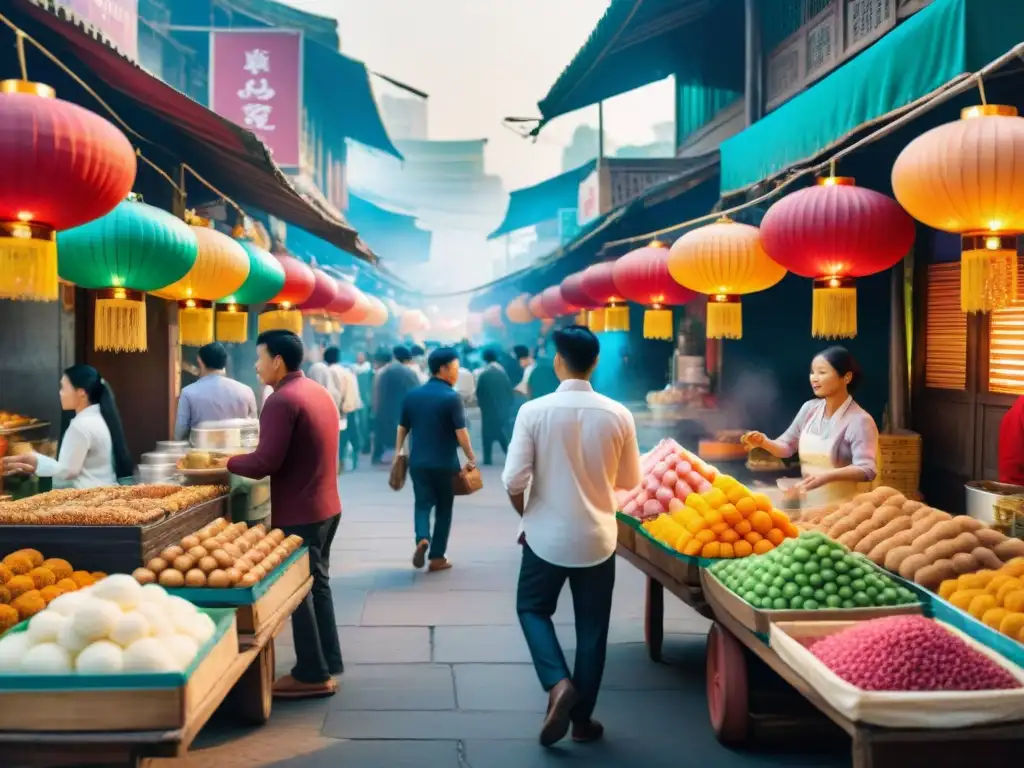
left=163, top=548, right=311, bottom=635
left=701, top=568, right=924, bottom=637
left=768, top=619, right=1024, bottom=729
left=0, top=609, right=238, bottom=733
left=633, top=528, right=705, bottom=586
left=0, top=495, right=228, bottom=574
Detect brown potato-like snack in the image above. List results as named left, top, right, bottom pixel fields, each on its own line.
left=133, top=568, right=156, bottom=585
left=951, top=552, right=980, bottom=575
left=912, top=519, right=966, bottom=553
left=901, top=500, right=925, bottom=516
left=995, top=538, right=1024, bottom=562
left=147, top=557, right=169, bottom=575
left=827, top=503, right=877, bottom=539
left=885, top=545, right=917, bottom=572
left=197, top=556, right=219, bottom=574
left=975, top=528, right=1008, bottom=549
left=159, top=569, right=185, bottom=587
left=900, top=553, right=931, bottom=580
left=180, top=535, right=201, bottom=550
left=173, top=554, right=195, bottom=572
left=971, top=547, right=1004, bottom=572
left=184, top=569, right=207, bottom=587
left=911, top=506, right=939, bottom=523
left=915, top=559, right=959, bottom=591
left=920, top=532, right=981, bottom=564
left=856, top=516, right=913, bottom=556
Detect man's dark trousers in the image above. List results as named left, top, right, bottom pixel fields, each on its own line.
left=516, top=541, right=615, bottom=724
left=481, top=419, right=508, bottom=465
left=281, top=515, right=344, bottom=681
left=410, top=467, right=455, bottom=560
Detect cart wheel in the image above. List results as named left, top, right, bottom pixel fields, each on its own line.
left=706, top=622, right=749, bottom=745
left=234, top=639, right=275, bottom=724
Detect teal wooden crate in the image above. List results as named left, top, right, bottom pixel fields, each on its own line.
left=161, top=546, right=308, bottom=607
left=0, top=607, right=236, bottom=692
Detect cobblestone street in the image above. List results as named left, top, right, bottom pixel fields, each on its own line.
left=157, top=465, right=849, bottom=767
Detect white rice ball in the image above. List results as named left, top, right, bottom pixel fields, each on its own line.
left=21, top=642, right=72, bottom=674
left=69, top=598, right=122, bottom=642
left=0, top=632, right=31, bottom=672
left=75, top=640, right=124, bottom=674
left=26, top=611, right=68, bottom=644
left=160, top=635, right=199, bottom=670
left=122, top=638, right=175, bottom=673
left=56, top=622, right=92, bottom=656
left=139, top=583, right=169, bottom=604
left=135, top=602, right=175, bottom=637
left=109, top=611, right=150, bottom=649
left=92, top=574, right=143, bottom=611
left=46, top=591, right=90, bottom=618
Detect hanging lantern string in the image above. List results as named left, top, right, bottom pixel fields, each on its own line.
left=0, top=10, right=254, bottom=225
left=598, top=42, right=1024, bottom=252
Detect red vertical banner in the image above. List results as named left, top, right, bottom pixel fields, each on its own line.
left=209, top=29, right=303, bottom=168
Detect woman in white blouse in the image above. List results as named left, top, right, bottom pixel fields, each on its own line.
left=1, top=365, right=133, bottom=488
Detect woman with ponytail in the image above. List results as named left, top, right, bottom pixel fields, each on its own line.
left=1, top=365, right=134, bottom=487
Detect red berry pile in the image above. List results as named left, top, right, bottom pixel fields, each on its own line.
left=809, top=615, right=1021, bottom=692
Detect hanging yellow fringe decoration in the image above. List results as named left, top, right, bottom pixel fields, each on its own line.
left=812, top=276, right=858, bottom=339
left=574, top=310, right=588, bottom=327
left=178, top=299, right=214, bottom=346
left=961, top=234, right=1018, bottom=313
left=0, top=222, right=58, bottom=301
left=604, top=304, right=630, bottom=332
left=707, top=295, right=742, bottom=339
left=258, top=303, right=303, bottom=335
left=587, top=308, right=606, bottom=332
left=216, top=303, right=249, bottom=344
left=643, top=307, right=673, bottom=341
left=94, top=288, right=146, bottom=352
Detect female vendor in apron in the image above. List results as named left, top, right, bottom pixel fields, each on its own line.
left=742, top=347, right=879, bottom=507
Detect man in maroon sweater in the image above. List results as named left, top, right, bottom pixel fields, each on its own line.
left=228, top=330, right=343, bottom=700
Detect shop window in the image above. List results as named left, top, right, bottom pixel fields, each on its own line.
left=925, top=263, right=966, bottom=390
left=989, top=259, right=1024, bottom=395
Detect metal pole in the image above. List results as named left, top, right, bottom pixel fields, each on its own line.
left=744, top=0, right=762, bottom=125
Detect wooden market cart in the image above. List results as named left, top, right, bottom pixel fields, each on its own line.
left=0, top=550, right=313, bottom=766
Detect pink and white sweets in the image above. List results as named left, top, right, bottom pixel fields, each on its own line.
left=617, top=438, right=716, bottom=520
left=809, top=615, right=1021, bottom=692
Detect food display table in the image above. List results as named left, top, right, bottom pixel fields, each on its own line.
left=0, top=495, right=229, bottom=574
left=0, top=558, right=311, bottom=767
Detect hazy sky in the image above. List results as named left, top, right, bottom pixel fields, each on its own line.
left=280, top=0, right=674, bottom=191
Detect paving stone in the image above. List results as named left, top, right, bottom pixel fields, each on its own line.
left=268, top=740, right=460, bottom=767
left=331, top=664, right=456, bottom=710
left=454, top=664, right=547, bottom=712
left=433, top=625, right=574, bottom=663
left=362, top=590, right=548, bottom=626
left=321, top=709, right=544, bottom=740
left=330, top=588, right=367, bottom=626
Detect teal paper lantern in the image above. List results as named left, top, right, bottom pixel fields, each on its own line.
left=57, top=198, right=198, bottom=352
left=216, top=240, right=286, bottom=343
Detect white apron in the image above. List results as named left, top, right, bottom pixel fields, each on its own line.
left=798, top=398, right=860, bottom=507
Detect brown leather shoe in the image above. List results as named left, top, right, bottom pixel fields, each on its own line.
left=539, top=679, right=579, bottom=747
left=428, top=557, right=452, bottom=572
left=272, top=675, right=338, bottom=700
left=572, top=719, right=604, bottom=743
left=412, top=539, right=429, bottom=569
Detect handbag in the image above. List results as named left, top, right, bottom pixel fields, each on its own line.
left=388, top=454, right=408, bottom=492
left=453, top=463, right=483, bottom=496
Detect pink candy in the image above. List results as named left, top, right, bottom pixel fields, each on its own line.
left=810, top=616, right=1020, bottom=692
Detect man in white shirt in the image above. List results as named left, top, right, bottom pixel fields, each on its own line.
left=324, top=347, right=364, bottom=470
left=502, top=326, right=641, bottom=748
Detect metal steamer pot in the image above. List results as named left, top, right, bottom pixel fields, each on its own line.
left=965, top=481, right=1024, bottom=525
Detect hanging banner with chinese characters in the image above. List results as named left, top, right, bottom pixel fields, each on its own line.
left=209, top=29, right=303, bottom=168
left=61, top=0, right=139, bottom=60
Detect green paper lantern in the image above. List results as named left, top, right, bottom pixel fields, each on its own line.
left=216, top=240, right=286, bottom=343
left=56, top=199, right=198, bottom=353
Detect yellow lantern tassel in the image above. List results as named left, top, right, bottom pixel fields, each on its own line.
left=644, top=307, right=673, bottom=340
left=94, top=288, right=147, bottom=353
left=216, top=304, right=249, bottom=344
left=574, top=310, right=588, bottom=327
left=812, top=277, right=857, bottom=339
left=604, top=304, right=630, bottom=332
left=0, top=222, right=57, bottom=301
left=961, top=234, right=1018, bottom=313
left=178, top=300, right=214, bottom=346
left=258, top=306, right=303, bottom=335
left=588, top=308, right=606, bottom=332
left=707, top=295, right=742, bottom=339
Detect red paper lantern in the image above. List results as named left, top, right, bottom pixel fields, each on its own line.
left=259, top=252, right=316, bottom=334
left=612, top=241, right=697, bottom=340
left=326, top=279, right=358, bottom=317
left=528, top=294, right=551, bottom=320
left=759, top=177, right=916, bottom=338
left=299, top=268, right=339, bottom=312
left=540, top=285, right=578, bottom=319
left=580, top=260, right=629, bottom=331
left=559, top=271, right=600, bottom=327
left=336, top=285, right=371, bottom=325
left=505, top=294, right=534, bottom=324
left=0, top=80, right=136, bottom=300
left=483, top=304, right=504, bottom=328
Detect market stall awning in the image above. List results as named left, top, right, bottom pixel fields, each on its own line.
left=532, top=0, right=741, bottom=132
left=304, top=42, right=403, bottom=160
left=488, top=160, right=596, bottom=239
left=11, top=0, right=372, bottom=260
left=719, top=0, right=1024, bottom=193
